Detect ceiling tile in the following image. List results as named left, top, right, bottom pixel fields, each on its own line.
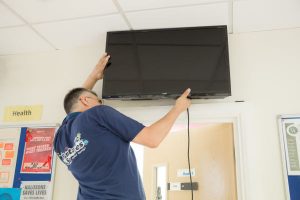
left=118, top=0, right=228, bottom=11
left=33, top=14, right=129, bottom=49
left=0, top=3, right=24, bottom=27
left=0, top=26, right=53, bottom=55
left=234, top=0, right=300, bottom=32
left=126, top=3, right=229, bottom=30
left=2, top=0, right=118, bottom=23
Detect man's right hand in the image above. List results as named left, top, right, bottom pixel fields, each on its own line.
left=174, top=88, right=191, bottom=113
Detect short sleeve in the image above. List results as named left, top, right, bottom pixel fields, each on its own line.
left=95, top=105, right=145, bottom=142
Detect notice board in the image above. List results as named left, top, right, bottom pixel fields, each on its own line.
left=0, top=125, right=58, bottom=200
left=278, top=115, right=300, bottom=200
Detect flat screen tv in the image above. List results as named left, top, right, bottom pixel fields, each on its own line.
left=102, top=25, right=231, bottom=100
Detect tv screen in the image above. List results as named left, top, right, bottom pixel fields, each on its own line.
left=103, top=25, right=231, bottom=100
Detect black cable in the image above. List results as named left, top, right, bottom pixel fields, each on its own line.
left=187, top=108, right=193, bottom=200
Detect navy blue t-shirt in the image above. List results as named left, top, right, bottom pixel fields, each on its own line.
left=54, top=105, right=146, bottom=200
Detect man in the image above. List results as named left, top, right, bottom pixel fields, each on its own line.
left=54, top=53, right=191, bottom=200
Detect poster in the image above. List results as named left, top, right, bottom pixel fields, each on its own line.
left=20, top=181, right=50, bottom=200
left=282, top=120, right=300, bottom=175
left=0, top=188, right=21, bottom=200
left=0, top=128, right=21, bottom=188
left=21, top=128, right=55, bottom=173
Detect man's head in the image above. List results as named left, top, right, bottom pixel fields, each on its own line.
left=64, top=87, right=102, bottom=114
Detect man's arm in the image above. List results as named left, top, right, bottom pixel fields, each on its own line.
left=83, top=53, right=110, bottom=90
left=133, top=88, right=191, bottom=148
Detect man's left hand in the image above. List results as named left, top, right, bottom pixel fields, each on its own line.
left=92, top=53, right=110, bottom=80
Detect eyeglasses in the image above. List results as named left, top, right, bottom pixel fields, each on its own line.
left=86, top=96, right=103, bottom=104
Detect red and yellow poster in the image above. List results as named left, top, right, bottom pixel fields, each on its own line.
left=21, top=128, right=55, bottom=173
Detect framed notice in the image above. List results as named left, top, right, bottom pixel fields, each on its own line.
left=0, top=124, right=58, bottom=200
left=21, top=128, right=55, bottom=173
left=278, top=115, right=300, bottom=200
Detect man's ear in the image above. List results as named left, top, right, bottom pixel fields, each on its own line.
left=79, top=96, right=89, bottom=107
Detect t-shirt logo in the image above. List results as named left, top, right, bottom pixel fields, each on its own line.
left=58, top=133, right=88, bottom=165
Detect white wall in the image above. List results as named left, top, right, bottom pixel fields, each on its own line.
left=0, top=27, right=300, bottom=200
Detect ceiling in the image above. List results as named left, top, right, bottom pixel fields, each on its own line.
left=0, top=0, right=299, bottom=55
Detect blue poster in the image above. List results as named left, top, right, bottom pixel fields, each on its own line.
left=0, top=188, right=21, bottom=200
left=280, top=116, right=300, bottom=200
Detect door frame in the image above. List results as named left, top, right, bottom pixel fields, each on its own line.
left=117, top=102, right=250, bottom=200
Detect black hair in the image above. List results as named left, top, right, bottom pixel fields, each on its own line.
left=63, top=87, right=97, bottom=114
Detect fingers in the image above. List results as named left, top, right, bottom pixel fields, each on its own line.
left=99, top=53, right=107, bottom=62
left=175, top=88, right=191, bottom=113
left=98, top=53, right=110, bottom=66
left=181, top=88, right=191, bottom=98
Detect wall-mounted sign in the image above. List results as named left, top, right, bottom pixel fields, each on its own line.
left=20, top=181, right=50, bottom=200
left=279, top=115, right=300, bottom=200
left=21, top=128, right=55, bottom=173
left=177, top=168, right=195, bottom=177
left=0, top=188, right=21, bottom=199
left=3, top=105, right=43, bottom=122
left=0, top=128, right=21, bottom=188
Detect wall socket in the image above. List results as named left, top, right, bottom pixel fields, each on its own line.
left=168, top=182, right=198, bottom=191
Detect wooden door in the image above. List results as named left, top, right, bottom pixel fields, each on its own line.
left=143, top=123, right=237, bottom=200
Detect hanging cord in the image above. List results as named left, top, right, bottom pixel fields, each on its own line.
left=187, top=108, right=193, bottom=200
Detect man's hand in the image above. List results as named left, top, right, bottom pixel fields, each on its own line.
left=174, top=88, right=191, bottom=113
left=91, top=53, right=110, bottom=80
left=83, top=53, right=110, bottom=90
